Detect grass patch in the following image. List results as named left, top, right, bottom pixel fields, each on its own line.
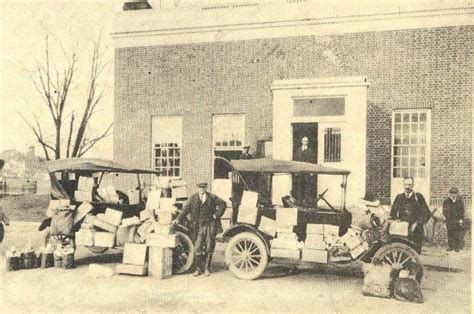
left=0, top=194, right=49, bottom=222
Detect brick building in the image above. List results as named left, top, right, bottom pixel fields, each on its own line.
left=112, top=0, right=473, bottom=208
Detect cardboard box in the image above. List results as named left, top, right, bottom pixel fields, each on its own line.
left=83, top=214, right=96, bottom=225
left=116, top=225, right=136, bottom=247
left=94, top=232, right=115, bottom=248
left=146, top=234, right=178, bottom=248
left=152, top=224, right=174, bottom=235
left=302, top=248, right=328, bottom=263
left=276, top=207, right=298, bottom=227
left=258, top=216, right=277, bottom=237
left=73, top=202, right=94, bottom=225
left=159, top=198, right=177, bottom=212
left=116, top=264, right=148, bottom=276
left=140, top=209, right=153, bottom=222
left=78, top=176, right=94, bottom=192
left=80, top=223, right=95, bottom=230
left=148, top=247, right=173, bottom=279
left=341, top=233, right=362, bottom=250
left=158, top=211, right=173, bottom=225
left=145, top=189, right=162, bottom=212
left=306, top=224, right=324, bottom=234
left=93, top=217, right=118, bottom=233
left=121, top=216, right=141, bottom=227
left=241, top=191, right=259, bottom=208
left=237, top=206, right=258, bottom=225
left=75, top=229, right=94, bottom=246
left=276, top=232, right=298, bottom=241
left=75, top=190, right=92, bottom=202
left=350, top=244, right=366, bottom=259
left=104, top=208, right=123, bottom=227
left=271, top=239, right=302, bottom=250
left=137, top=221, right=153, bottom=237
left=303, top=241, right=327, bottom=250
left=172, top=186, right=187, bottom=199
left=123, top=243, right=148, bottom=265
left=323, top=224, right=340, bottom=236
left=212, top=179, right=232, bottom=202
left=305, top=234, right=325, bottom=243
left=389, top=221, right=409, bottom=237
left=128, top=190, right=140, bottom=205
left=270, top=248, right=301, bottom=259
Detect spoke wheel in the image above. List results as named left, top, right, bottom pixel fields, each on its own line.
left=225, top=232, right=268, bottom=280
left=172, top=231, right=195, bottom=274
left=373, top=242, right=423, bottom=283
left=44, top=229, right=75, bottom=249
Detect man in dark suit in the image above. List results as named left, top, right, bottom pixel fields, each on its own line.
left=173, top=182, right=226, bottom=277
left=390, top=177, right=430, bottom=251
left=443, top=187, right=464, bottom=252
left=294, top=136, right=316, bottom=203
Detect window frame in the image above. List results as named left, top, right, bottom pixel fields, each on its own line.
left=323, top=127, right=342, bottom=163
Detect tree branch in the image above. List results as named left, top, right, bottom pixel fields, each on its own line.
left=66, top=113, right=75, bottom=158
left=77, top=123, right=113, bottom=157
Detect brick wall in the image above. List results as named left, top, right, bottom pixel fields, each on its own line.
left=115, top=26, right=473, bottom=198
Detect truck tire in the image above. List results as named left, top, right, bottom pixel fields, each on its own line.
left=225, top=232, right=268, bottom=280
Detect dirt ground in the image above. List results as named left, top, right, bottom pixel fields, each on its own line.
left=0, top=223, right=471, bottom=313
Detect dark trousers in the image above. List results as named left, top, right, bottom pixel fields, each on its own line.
left=0, top=223, right=4, bottom=243
left=194, top=220, right=217, bottom=256
left=446, top=222, right=463, bottom=250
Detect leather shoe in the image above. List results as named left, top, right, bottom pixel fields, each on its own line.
left=192, top=270, right=201, bottom=277
left=204, top=269, right=210, bottom=277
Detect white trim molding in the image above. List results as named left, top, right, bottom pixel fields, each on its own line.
left=113, top=1, right=474, bottom=48
left=271, top=77, right=370, bottom=90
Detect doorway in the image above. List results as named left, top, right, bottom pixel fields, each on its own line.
left=292, top=123, right=318, bottom=203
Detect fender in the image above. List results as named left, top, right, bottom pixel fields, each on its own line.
left=387, top=235, right=422, bottom=254
left=222, top=223, right=271, bottom=255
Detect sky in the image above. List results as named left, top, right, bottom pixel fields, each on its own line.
left=0, top=0, right=122, bottom=159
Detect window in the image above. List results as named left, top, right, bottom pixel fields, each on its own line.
left=213, top=114, right=245, bottom=150
left=154, top=143, right=180, bottom=177
left=152, top=116, right=182, bottom=178
left=213, top=114, right=245, bottom=179
left=324, top=128, right=341, bottom=162
left=294, top=97, right=345, bottom=117
left=392, top=111, right=428, bottom=178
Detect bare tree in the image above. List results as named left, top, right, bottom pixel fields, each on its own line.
left=20, top=35, right=113, bottom=160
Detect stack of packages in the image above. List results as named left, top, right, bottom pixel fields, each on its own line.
left=302, top=224, right=334, bottom=263
left=237, top=191, right=259, bottom=225
left=212, top=179, right=233, bottom=232
left=117, top=216, right=141, bottom=246
left=258, top=216, right=278, bottom=237
left=145, top=197, right=178, bottom=279
left=75, top=176, right=94, bottom=202
left=52, top=243, right=75, bottom=269
left=76, top=207, right=124, bottom=248
left=340, top=227, right=368, bottom=259
left=362, top=263, right=394, bottom=298
left=270, top=207, right=302, bottom=259
left=117, top=243, right=148, bottom=275
left=97, top=176, right=120, bottom=204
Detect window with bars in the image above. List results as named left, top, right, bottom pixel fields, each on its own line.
left=392, top=111, right=428, bottom=178
left=154, top=143, right=181, bottom=177
left=324, top=128, right=341, bottom=162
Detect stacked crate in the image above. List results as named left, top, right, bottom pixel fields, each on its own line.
left=237, top=191, right=259, bottom=225
left=116, top=243, right=148, bottom=275
left=271, top=207, right=302, bottom=259
left=302, top=224, right=331, bottom=263
left=340, top=228, right=367, bottom=259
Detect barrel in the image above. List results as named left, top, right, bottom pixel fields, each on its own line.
left=62, top=252, right=74, bottom=269
left=5, top=256, right=20, bottom=271
left=21, top=252, right=36, bottom=269
left=41, top=253, right=54, bottom=268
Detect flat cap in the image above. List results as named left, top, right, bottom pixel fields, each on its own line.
left=449, top=187, right=459, bottom=194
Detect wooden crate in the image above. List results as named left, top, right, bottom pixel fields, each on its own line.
left=148, top=247, right=173, bottom=279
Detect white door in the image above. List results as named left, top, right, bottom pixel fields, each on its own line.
left=391, top=110, right=431, bottom=202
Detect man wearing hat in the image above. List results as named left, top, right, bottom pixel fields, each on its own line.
left=390, top=177, right=430, bottom=251
left=442, top=187, right=464, bottom=252
left=239, top=145, right=253, bottom=160
left=173, top=182, right=226, bottom=276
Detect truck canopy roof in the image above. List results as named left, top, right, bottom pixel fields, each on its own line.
left=230, top=158, right=350, bottom=175
left=45, top=158, right=160, bottom=174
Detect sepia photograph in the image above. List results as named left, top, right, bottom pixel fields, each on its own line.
left=0, top=0, right=472, bottom=312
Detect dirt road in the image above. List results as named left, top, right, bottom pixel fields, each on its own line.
left=0, top=222, right=471, bottom=313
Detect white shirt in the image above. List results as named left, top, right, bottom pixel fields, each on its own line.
left=200, top=193, right=207, bottom=203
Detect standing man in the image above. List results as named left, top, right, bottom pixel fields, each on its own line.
left=173, top=182, right=226, bottom=277
left=442, top=187, right=464, bottom=252
left=390, top=177, right=430, bottom=251
left=294, top=136, right=316, bottom=203
left=239, top=145, right=253, bottom=160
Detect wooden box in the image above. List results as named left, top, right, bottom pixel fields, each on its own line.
left=270, top=248, right=301, bottom=259
left=276, top=207, right=298, bottom=227
left=123, top=243, right=148, bottom=265
left=104, top=208, right=123, bottom=227
left=93, top=217, right=117, bottom=233
left=237, top=206, right=258, bottom=225
left=94, top=232, right=115, bottom=248
left=302, top=248, right=328, bottom=263
left=75, top=229, right=94, bottom=246
left=148, top=247, right=173, bottom=279
left=116, top=264, right=148, bottom=276
left=306, top=224, right=324, bottom=235
left=146, top=234, right=178, bottom=248
left=157, top=211, right=173, bottom=225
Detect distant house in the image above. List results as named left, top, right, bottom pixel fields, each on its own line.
left=112, top=0, right=472, bottom=206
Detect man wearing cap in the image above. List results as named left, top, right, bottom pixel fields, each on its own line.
left=173, top=182, right=226, bottom=277
left=443, top=187, right=464, bottom=252
left=239, top=145, right=253, bottom=160
left=390, top=177, right=430, bottom=251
